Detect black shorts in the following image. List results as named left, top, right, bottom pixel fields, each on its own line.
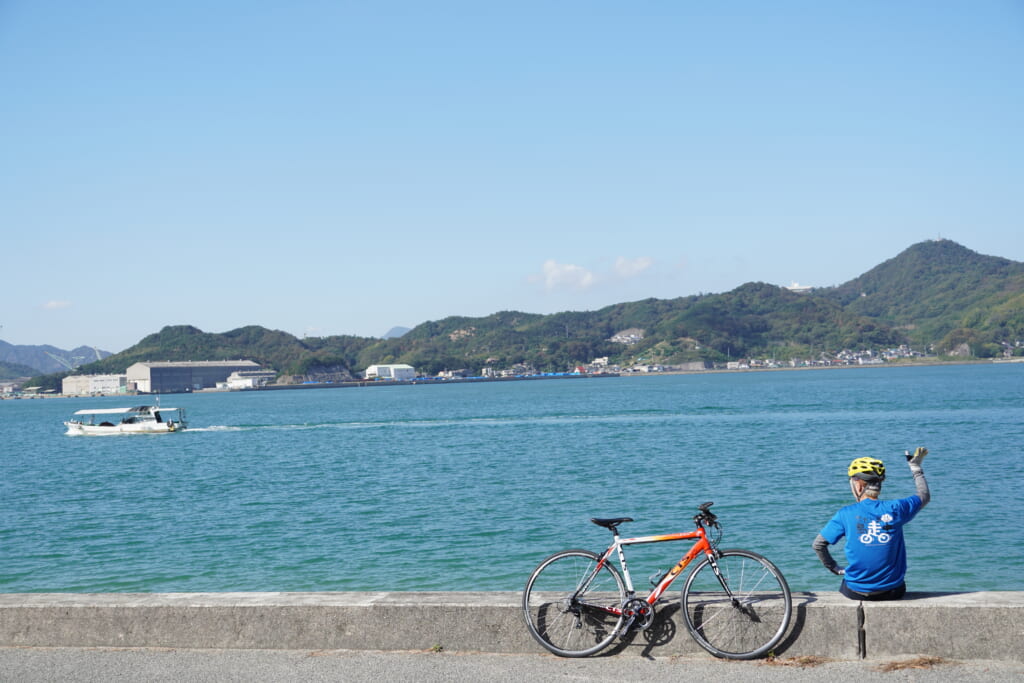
left=840, top=579, right=906, bottom=601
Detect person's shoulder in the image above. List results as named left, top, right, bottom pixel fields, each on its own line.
left=892, top=493, right=921, bottom=504
left=884, top=496, right=922, bottom=513
left=901, top=494, right=924, bottom=509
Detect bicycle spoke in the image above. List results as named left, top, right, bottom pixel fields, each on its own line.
left=681, top=549, right=792, bottom=659
left=523, top=550, right=626, bottom=657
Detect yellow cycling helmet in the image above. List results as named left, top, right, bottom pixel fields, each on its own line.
left=848, top=457, right=885, bottom=482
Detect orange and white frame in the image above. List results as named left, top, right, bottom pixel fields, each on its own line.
left=593, top=525, right=716, bottom=613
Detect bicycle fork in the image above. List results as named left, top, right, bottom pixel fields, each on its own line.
left=704, top=551, right=753, bottom=615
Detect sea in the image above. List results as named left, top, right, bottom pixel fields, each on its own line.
left=2, top=363, right=1022, bottom=594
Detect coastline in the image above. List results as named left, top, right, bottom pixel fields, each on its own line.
left=5, top=357, right=1020, bottom=400
left=634, top=357, right=1015, bottom=377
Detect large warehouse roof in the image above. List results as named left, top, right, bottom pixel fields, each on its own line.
left=131, top=360, right=260, bottom=368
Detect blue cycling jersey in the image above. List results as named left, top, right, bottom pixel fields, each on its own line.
left=820, top=496, right=923, bottom=593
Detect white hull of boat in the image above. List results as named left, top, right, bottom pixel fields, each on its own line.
left=64, top=421, right=183, bottom=435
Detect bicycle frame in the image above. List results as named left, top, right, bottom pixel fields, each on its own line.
left=524, top=503, right=793, bottom=660
left=588, top=524, right=723, bottom=617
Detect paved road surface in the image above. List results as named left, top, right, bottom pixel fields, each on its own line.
left=2, top=648, right=1022, bottom=682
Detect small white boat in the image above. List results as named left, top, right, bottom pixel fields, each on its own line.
left=65, top=405, right=187, bottom=435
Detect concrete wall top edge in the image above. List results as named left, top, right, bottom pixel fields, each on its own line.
left=0, top=591, right=1020, bottom=608
left=0, top=591, right=518, bottom=608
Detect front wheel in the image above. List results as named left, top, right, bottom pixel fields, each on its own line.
left=681, top=548, right=792, bottom=659
left=522, top=549, right=626, bottom=657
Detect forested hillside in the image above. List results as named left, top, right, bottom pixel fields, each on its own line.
left=27, top=240, right=1024, bottom=390
left=75, top=325, right=372, bottom=379
left=822, top=239, right=1024, bottom=356
left=0, top=360, right=39, bottom=381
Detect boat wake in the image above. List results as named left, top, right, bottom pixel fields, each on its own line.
left=173, top=411, right=696, bottom=435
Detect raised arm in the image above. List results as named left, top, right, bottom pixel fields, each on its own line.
left=907, top=447, right=930, bottom=507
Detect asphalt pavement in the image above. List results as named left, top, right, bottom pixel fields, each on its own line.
left=1, top=647, right=1022, bottom=683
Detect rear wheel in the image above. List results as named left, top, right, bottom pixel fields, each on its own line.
left=681, top=549, right=792, bottom=659
left=522, top=549, right=626, bottom=657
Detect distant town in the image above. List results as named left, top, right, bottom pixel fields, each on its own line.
left=4, top=342, right=1019, bottom=399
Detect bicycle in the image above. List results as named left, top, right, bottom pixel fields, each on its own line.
left=522, top=501, right=792, bottom=659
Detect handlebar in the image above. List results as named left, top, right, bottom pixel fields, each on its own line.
left=694, top=501, right=719, bottom=528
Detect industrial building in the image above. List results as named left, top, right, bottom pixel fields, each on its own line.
left=364, top=364, right=416, bottom=381
left=62, top=374, right=128, bottom=396
left=126, top=360, right=262, bottom=394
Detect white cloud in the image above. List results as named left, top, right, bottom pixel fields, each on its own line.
left=614, top=256, right=653, bottom=279
left=531, top=256, right=654, bottom=292
left=537, top=260, right=596, bottom=291
left=42, top=300, right=72, bottom=310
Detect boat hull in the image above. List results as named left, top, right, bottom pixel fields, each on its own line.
left=64, top=421, right=183, bottom=435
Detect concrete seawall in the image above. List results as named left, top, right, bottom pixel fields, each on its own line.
left=1, top=592, right=1021, bottom=661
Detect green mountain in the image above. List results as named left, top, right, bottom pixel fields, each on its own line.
left=821, top=239, right=1024, bottom=355
left=75, top=325, right=372, bottom=379
left=28, top=239, right=1024, bottom=391
left=355, top=240, right=1023, bottom=371
left=353, top=284, right=907, bottom=373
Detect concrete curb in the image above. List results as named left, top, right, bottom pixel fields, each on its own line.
left=1, top=592, right=1021, bottom=661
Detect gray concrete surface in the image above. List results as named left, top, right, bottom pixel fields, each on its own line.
left=862, top=592, right=1024, bottom=660
left=0, top=592, right=1021, bottom=662
left=2, top=647, right=1022, bottom=683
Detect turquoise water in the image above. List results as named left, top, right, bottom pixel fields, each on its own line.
left=2, top=364, right=1022, bottom=593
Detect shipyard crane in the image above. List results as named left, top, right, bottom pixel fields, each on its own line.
left=43, top=351, right=76, bottom=371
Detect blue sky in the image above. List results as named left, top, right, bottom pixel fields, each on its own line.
left=2, top=2, right=1022, bottom=352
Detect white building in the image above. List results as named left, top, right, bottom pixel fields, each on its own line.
left=223, top=369, right=278, bottom=389
left=62, top=374, right=128, bottom=396
left=364, top=364, right=416, bottom=380
left=785, top=282, right=814, bottom=294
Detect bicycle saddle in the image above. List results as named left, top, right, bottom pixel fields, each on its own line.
left=591, top=517, right=634, bottom=530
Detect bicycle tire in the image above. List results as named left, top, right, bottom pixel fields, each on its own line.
left=681, top=548, right=792, bottom=659
left=522, top=549, right=626, bottom=657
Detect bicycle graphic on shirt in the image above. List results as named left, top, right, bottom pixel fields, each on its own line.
left=858, top=514, right=893, bottom=545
